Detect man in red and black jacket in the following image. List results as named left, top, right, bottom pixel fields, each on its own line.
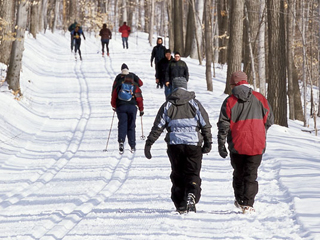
left=111, top=63, right=144, bottom=153
left=217, top=71, right=274, bottom=214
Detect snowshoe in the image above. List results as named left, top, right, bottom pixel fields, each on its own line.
left=186, top=193, right=196, bottom=213
left=119, top=142, right=124, bottom=154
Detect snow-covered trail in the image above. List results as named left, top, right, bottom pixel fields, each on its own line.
left=0, top=31, right=319, bottom=239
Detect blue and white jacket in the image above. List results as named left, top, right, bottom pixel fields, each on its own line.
left=147, top=88, right=212, bottom=146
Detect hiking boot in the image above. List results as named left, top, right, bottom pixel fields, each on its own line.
left=186, top=193, right=196, bottom=213
left=119, top=142, right=124, bottom=153
left=102, top=52, right=104, bottom=56
left=176, top=205, right=187, bottom=214
left=130, top=147, right=136, bottom=153
left=242, top=206, right=255, bottom=214
left=107, top=52, right=110, bottom=56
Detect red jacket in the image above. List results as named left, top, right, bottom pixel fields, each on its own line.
left=217, top=83, right=274, bottom=155
left=119, top=24, right=131, bottom=38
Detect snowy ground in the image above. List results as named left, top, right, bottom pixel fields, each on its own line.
left=0, top=31, right=320, bottom=240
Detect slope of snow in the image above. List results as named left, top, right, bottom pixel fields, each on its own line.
left=0, top=31, right=319, bottom=239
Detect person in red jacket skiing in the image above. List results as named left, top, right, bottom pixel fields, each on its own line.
left=119, top=22, right=131, bottom=49
left=217, top=71, right=274, bottom=214
left=111, top=64, right=144, bottom=154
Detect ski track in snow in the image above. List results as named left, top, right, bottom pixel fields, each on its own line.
left=0, top=31, right=319, bottom=239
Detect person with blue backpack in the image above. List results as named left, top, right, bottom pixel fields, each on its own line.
left=71, top=24, right=85, bottom=60
left=111, top=63, right=144, bottom=154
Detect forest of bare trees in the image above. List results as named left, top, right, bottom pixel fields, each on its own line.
left=0, top=0, right=320, bottom=128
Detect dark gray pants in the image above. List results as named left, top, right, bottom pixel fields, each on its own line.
left=230, top=153, right=262, bottom=207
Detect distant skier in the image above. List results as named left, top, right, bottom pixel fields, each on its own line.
left=151, top=37, right=166, bottom=88
left=111, top=63, right=144, bottom=154
left=99, top=23, right=112, bottom=56
left=71, top=24, right=86, bottom=60
left=217, top=71, right=274, bottom=214
left=144, top=77, right=212, bottom=214
left=68, top=20, right=78, bottom=52
left=119, top=22, right=131, bottom=49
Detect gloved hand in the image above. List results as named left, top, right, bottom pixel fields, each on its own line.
left=144, top=142, right=152, bottom=159
left=140, top=111, right=144, bottom=116
left=83, top=37, right=86, bottom=40
left=112, top=107, right=116, bottom=112
left=202, top=142, right=212, bottom=154
left=218, top=144, right=228, bottom=158
left=151, top=62, right=153, bottom=67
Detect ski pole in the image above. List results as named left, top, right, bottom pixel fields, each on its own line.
left=140, top=116, right=146, bottom=140
left=103, top=111, right=115, bottom=151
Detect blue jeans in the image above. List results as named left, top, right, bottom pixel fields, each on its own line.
left=116, top=104, right=137, bottom=148
left=165, top=85, right=172, bottom=100
left=122, top=37, right=128, bottom=49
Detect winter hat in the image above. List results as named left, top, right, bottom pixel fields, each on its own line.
left=165, top=49, right=171, bottom=54
left=230, top=71, right=248, bottom=86
left=172, top=77, right=187, bottom=90
left=121, top=63, right=129, bottom=75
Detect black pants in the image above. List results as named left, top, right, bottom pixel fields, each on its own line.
left=167, top=144, right=202, bottom=209
left=101, top=39, right=110, bottom=53
left=230, top=153, right=262, bottom=207
left=74, top=39, right=81, bottom=58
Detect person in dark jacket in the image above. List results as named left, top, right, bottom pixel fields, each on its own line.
left=144, top=77, right=212, bottom=214
left=217, top=71, right=274, bottom=214
left=68, top=20, right=77, bottom=52
left=111, top=63, right=144, bottom=153
left=165, top=52, right=189, bottom=98
left=151, top=37, right=166, bottom=88
left=119, top=22, right=131, bottom=49
left=71, top=24, right=86, bottom=60
left=156, top=49, right=172, bottom=92
left=99, top=23, right=112, bottom=56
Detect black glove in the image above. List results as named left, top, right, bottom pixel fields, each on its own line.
left=151, top=62, right=153, bottom=67
left=140, top=111, right=144, bottom=116
left=202, top=142, right=212, bottom=154
left=112, top=107, right=116, bottom=112
left=218, top=144, right=228, bottom=158
left=144, top=142, right=152, bottom=159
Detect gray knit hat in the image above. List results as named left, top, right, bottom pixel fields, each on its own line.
left=172, top=77, right=187, bottom=90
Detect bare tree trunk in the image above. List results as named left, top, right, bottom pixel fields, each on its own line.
left=42, top=0, right=48, bottom=32
left=318, top=0, right=320, bottom=117
left=205, top=0, right=213, bottom=91
left=258, top=0, right=266, bottom=96
left=217, top=0, right=228, bottom=64
left=174, top=0, right=184, bottom=54
left=149, top=0, right=155, bottom=46
left=301, top=0, right=309, bottom=126
left=190, top=0, right=204, bottom=60
left=184, top=3, right=193, bottom=57
left=122, top=0, right=127, bottom=22
left=244, top=3, right=257, bottom=90
left=287, top=0, right=295, bottom=120
left=0, top=0, right=15, bottom=65
left=6, top=0, right=29, bottom=94
left=267, top=0, right=288, bottom=127
left=52, top=0, right=60, bottom=32
left=167, top=0, right=174, bottom=51
left=225, top=0, right=244, bottom=94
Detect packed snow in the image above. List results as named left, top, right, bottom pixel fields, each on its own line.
left=0, top=31, right=320, bottom=240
